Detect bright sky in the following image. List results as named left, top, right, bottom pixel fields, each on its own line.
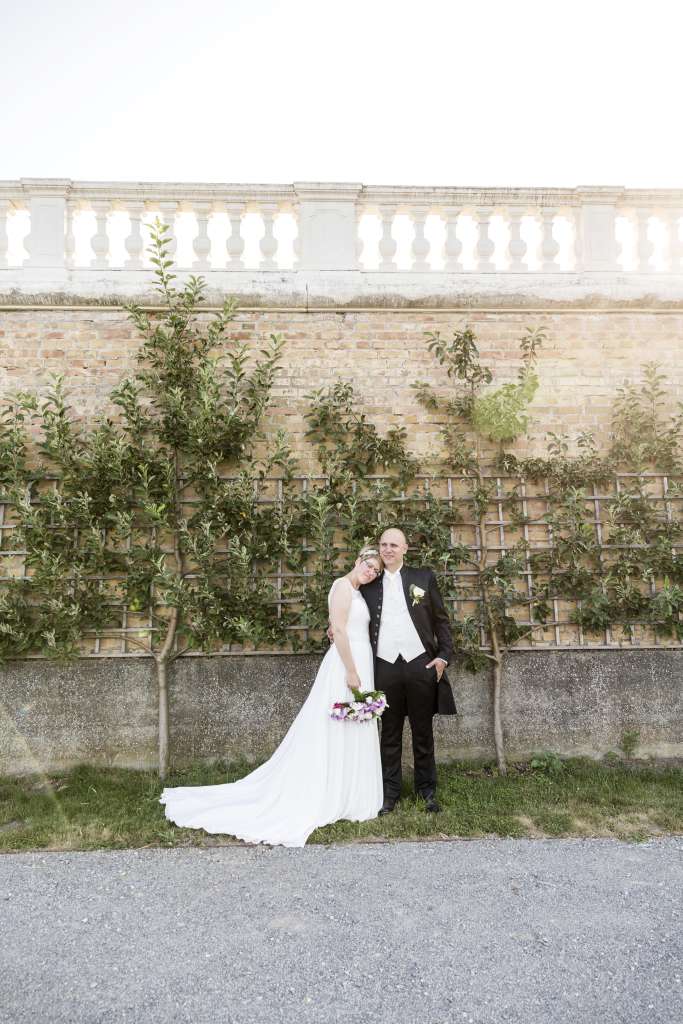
left=1, top=0, right=680, bottom=188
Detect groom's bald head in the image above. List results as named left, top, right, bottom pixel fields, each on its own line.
left=380, top=527, right=407, bottom=546
left=379, top=528, right=408, bottom=570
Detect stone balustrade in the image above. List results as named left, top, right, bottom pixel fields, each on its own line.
left=1, top=179, right=682, bottom=305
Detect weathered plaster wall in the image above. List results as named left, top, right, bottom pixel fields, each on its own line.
left=1, top=650, right=680, bottom=776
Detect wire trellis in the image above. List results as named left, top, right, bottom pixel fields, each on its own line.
left=1, top=472, right=681, bottom=657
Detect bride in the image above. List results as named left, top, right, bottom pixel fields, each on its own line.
left=159, top=546, right=385, bottom=847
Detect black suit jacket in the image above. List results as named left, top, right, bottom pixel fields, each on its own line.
left=359, top=565, right=457, bottom=716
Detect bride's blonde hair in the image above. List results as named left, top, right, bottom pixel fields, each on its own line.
left=358, top=545, right=381, bottom=563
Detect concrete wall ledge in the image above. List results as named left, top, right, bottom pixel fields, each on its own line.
left=2, top=270, right=683, bottom=310
left=1, top=649, right=681, bottom=776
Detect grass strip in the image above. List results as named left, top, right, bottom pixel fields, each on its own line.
left=0, top=757, right=681, bottom=853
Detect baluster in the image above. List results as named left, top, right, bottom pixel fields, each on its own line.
left=192, top=202, right=212, bottom=271
left=475, top=207, right=495, bottom=272
left=89, top=201, right=110, bottom=270
left=157, top=201, right=178, bottom=258
left=443, top=208, right=463, bottom=272
left=64, top=201, right=76, bottom=269
left=259, top=204, right=278, bottom=269
left=0, top=200, right=9, bottom=268
left=666, top=209, right=682, bottom=272
left=378, top=206, right=397, bottom=270
left=226, top=203, right=245, bottom=269
left=124, top=202, right=145, bottom=269
left=635, top=208, right=654, bottom=272
left=506, top=208, right=527, bottom=271
left=540, top=207, right=560, bottom=271
left=411, top=207, right=430, bottom=271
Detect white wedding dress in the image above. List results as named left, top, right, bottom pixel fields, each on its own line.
left=159, top=578, right=383, bottom=847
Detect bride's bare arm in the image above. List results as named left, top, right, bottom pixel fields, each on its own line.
left=328, top=580, right=362, bottom=693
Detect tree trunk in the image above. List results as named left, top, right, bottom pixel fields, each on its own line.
left=155, top=605, right=179, bottom=780
left=155, top=654, right=169, bottom=781
left=478, top=494, right=507, bottom=776
left=489, top=631, right=507, bottom=776
left=154, top=448, right=185, bottom=780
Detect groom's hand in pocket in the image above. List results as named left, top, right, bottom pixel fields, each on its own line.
left=426, top=657, right=447, bottom=681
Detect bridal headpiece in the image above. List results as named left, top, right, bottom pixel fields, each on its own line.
left=358, top=545, right=380, bottom=560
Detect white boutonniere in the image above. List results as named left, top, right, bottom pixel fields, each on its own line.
left=409, top=584, right=425, bottom=607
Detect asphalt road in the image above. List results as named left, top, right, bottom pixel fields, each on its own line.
left=1, top=838, right=681, bottom=1024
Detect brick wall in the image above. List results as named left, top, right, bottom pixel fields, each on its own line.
left=1, top=307, right=682, bottom=464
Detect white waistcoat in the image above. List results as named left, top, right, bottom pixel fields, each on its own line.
left=376, top=569, right=426, bottom=663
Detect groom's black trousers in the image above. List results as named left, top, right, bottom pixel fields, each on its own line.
left=376, top=652, right=437, bottom=800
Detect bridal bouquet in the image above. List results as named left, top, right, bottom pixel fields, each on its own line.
left=330, top=689, right=388, bottom=723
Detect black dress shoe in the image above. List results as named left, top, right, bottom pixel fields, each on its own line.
left=421, top=792, right=441, bottom=813
left=378, top=798, right=399, bottom=816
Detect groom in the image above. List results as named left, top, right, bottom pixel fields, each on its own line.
left=360, top=528, right=456, bottom=814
